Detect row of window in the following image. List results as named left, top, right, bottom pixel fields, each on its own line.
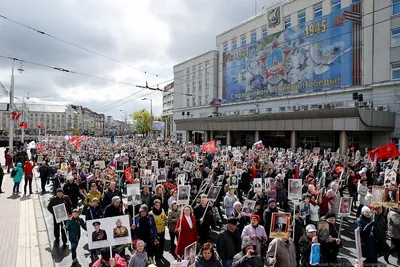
left=224, top=0, right=364, bottom=50
left=186, top=61, right=210, bottom=80
left=186, top=95, right=210, bottom=108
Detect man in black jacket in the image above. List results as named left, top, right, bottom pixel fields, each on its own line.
left=47, top=188, right=73, bottom=247
left=217, top=217, right=241, bottom=267
left=102, top=182, right=122, bottom=208
left=38, top=161, right=50, bottom=193
left=194, top=194, right=214, bottom=245
left=232, top=236, right=266, bottom=267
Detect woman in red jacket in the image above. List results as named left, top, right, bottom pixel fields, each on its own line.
left=175, top=205, right=198, bottom=257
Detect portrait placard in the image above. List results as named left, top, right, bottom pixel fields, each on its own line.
left=270, top=213, right=291, bottom=239
left=184, top=241, right=197, bottom=267
left=371, top=186, right=384, bottom=206
left=338, top=197, right=352, bottom=217
left=206, top=186, right=221, bottom=202
left=177, top=185, right=191, bottom=205
left=127, top=183, right=141, bottom=206
left=288, top=179, right=303, bottom=200
left=52, top=203, right=68, bottom=223
left=241, top=200, right=256, bottom=217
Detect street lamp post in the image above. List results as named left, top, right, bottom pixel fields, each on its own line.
left=21, top=92, right=29, bottom=143
left=8, top=60, right=24, bottom=153
left=142, top=98, right=153, bottom=135
left=120, top=110, right=127, bottom=135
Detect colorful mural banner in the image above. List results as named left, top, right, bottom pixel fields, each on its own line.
left=223, top=7, right=353, bottom=103
left=151, top=121, right=165, bottom=131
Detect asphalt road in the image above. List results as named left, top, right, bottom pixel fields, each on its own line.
left=35, top=178, right=393, bottom=267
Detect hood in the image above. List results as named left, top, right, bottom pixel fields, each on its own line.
left=241, top=236, right=256, bottom=250
left=17, top=162, right=22, bottom=168
left=195, top=252, right=221, bottom=265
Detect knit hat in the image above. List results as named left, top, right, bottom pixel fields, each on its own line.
left=361, top=206, right=371, bottom=214
left=56, top=188, right=64, bottom=193
left=139, top=204, right=148, bottom=213
left=325, top=212, right=336, bottom=219
left=268, top=198, right=276, bottom=204
left=111, top=196, right=120, bottom=204
left=250, top=214, right=260, bottom=222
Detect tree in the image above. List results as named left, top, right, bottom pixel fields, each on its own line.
left=132, top=109, right=151, bottom=134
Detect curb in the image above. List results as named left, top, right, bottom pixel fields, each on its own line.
left=33, top=177, right=55, bottom=267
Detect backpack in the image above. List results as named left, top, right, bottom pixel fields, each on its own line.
left=10, top=168, right=17, bottom=178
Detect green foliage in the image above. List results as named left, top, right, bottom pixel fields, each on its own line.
left=132, top=110, right=151, bottom=134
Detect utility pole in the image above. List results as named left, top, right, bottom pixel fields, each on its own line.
left=8, top=60, right=24, bottom=153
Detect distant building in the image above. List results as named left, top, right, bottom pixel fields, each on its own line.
left=162, top=81, right=174, bottom=139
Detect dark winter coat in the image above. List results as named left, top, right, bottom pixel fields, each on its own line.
left=263, top=206, right=278, bottom=237
left=103, top=188, right=122, bottom=207
left=355, top=215, right=377, bottom=262
left=216, top=228, right=242, bottom=261
left=232, top=236, right=265, bottom=267
left=47, top=195, right=73, bottom=217
left=66, top=216, right=87, bottom=243
left=104, top=204, right=124, bottom=218
left=85, top=205, right=104, bottom=221
left=63, top=182, right=80, bottom=204
left=195, top=252, right=223, bottom=267
left=299, top=234, right=315, bottom=267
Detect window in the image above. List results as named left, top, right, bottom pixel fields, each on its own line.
left=186, top=84, right=190, bottom=93
left=392, top=29, right=400, bottom=46
left=186, top=99, right=190, bottom=107
left=392, top=62, right=400, bottom=80
left=232, top=38, right=237, bottom=49
left=394, top=0, right=400, bottom=15
left=241, top=35, right=246, bottom=46
left=262, top=27, right=268, bottom=38
left=176, top=133, right=183, bottom=142
left=205, top=95, right=210, bottom=104
left=298, top=11, right=306, bottom=25
left=205, top=61, right=209, bottom=68
left=251, top=31, right=257, bottom=42
left=314, top=5, right=323, bottom=18
left=284, top=18, right=291, bottom=29
left=205, top=78, right=209, bottom=89
left=199, top=97, right=202, bottom=106
left=192, top=98, right=196, bottom=106
left=198, top=80, right=202, bottom=90
left=331, top=0, right=341, bottom=12
left=223, top=42, right=228, bottom=52
left=352, top=0, right=360, bottom=3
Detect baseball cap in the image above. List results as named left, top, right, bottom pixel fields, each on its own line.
left=306, top=224, right=317, bottom=233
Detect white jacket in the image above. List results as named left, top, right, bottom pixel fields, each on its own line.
left=309, top=202, right=320, bottom=222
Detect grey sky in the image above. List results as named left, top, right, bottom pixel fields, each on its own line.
left=0, top=0, right=272, bottom=119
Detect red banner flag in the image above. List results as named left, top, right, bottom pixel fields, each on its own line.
left=124, top=167, right=133, bottom=183
left=23, top=122, right=28, bottom=130
left=36, top=124, right=41, bottom=129
left=202, top=140, right=217, bottom=153
left=18, top=122, right=24, bottom=128
left=368, top=142, right=399, bottom=160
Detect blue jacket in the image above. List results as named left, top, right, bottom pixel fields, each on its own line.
left=13, top=163, right=24, bottom=183
left=66, top=216, right=86, bottom=243
left=133, top=215, right=158, bottom=240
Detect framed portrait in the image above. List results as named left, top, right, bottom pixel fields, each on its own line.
left=177, top=185, right=191, bottom=205
left=300, top=201, right=310, bottom=217
left=52, top=203, right=68, bottom=223
left=241, top=200, right=256, bottom=217
left=269, top=212, right=291, bottom=239
left=253, top=178, right=262, bottom=193
left=178, top=173, right=186, bottom=186
left=355, top=227, right=363, bottom=262
left=116, top=161, right=124, bottom=173
left=195, top=170, right=202, bottom=179
left=152, top=160, right=159, bottom=169
left=372, top=186, right=384, bottom=206
left=184, top=241, right=197, bottom=267
left=383, top=187, right=399, bottom=208
left=206, top=186, right=221, bottom=202
left=183, top=161, right=193, bottom=172
left=338, top=197, right=352, bottom=217
left=229, top=175, right=238, bottom=189
left=216, top=175, right=225, bottom=186
left=288, top=179, right=303, bottom=200
left=317, top=221, right=330, bottom=242
left=127, top=183, right=141, bottom=206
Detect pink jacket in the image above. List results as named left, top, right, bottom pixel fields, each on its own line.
left=92, top=254, right=127, bottom=267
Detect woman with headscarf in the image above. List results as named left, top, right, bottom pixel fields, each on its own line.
left=224, top=188, right=238, bottom=217
left=195, top=242, right=223, bottom=267
left=355, top=206, right=377, bottom=265
left=232, top=201, right=247, bottom=233
left=241, top=214, right=267, bottom=257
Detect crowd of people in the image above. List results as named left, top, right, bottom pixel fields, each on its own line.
left=3, top=136, right=396, bottom=267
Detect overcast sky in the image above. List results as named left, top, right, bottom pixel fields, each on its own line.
left=0, top=0, right=273, bottom=120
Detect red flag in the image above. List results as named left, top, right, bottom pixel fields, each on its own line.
left=36, top=124, right=41, bottom=129
left=23, top=122, right=28, bottom=130
left=124, top=167, right=133, bottom=183
left=79, top=136, right=87, bottom=141
left=368, top=143, right=399, bottom=160
left=202, top=140, right=217, bottom=153
left=335, top=166, right=343, bottom=173
left=69, top=136, right=79, bottom=144
left=74, top=140, right=81, bottom=149
left=18, top=122, right=24, bottom=128
left=15, top=113, right=22, bottom=120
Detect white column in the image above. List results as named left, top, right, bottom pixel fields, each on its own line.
left=227, top=131, right=231, bottom=146
left=255, top=131, right=260, bottom=142
left=339, top=131, right=348, bottom=155
left=291, top=131, right=297, bottom=150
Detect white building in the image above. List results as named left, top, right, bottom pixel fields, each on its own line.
left=173, top=0, right=400, bottom=153
left=162, top=81, right=174, bottom=138
left=173, top=50, right=219, bottom=143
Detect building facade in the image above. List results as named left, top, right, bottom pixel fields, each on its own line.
left=173, top=0, right=400, bottom=153
left=162, top=81, right=174, bottom=138
left=173, top=50, right=219, bottom=143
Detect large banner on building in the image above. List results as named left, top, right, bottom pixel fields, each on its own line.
left=223, top=7, right=353, bottom=103
left=151, top=121, right=165, bottom=131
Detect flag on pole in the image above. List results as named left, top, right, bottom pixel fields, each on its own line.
left=202, top=140, right=217, bottom=153
left=368, top=143, right=400, bottom=160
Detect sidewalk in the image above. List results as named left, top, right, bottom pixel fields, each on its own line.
left=0, top=169, right=54, bottom=267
